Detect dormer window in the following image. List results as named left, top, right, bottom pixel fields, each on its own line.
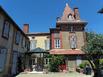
left=68, top=14, right=74, bottom=21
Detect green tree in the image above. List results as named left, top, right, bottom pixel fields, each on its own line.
left=82, top=32, right=103, bottom=77
left=49, top=55, right=65, bottom=72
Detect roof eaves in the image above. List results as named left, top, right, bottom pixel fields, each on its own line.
left=0, top=6, right=29, bottom=39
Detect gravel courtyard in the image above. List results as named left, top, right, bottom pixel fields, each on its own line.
left=16, top=72, right=92, bottom=77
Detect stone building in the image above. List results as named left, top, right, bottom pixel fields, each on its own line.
left=23, top=24, right=50, bottom=71
left=0, top=6, right=30, bottom=76
left=23, top=3, right=88, bottom=72
left=27, top=32, right=50, bottom=71
left=49, top=3, right=87, bottom=71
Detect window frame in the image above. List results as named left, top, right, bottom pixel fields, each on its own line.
left=30, top=40, right=37, bottom=50
left=21, top=35, right=24, bottom=48
left=2, top=20, right=10, bottom=39
left=54, top=38, right=61, bottom=48
left=15, top=31, right=20, bottom=45
left=68, top=14, right=74, bottom=21
left=23, top=37, right=25, bottom=48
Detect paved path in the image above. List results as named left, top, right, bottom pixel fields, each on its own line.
left=16, top=72, right=93, bottom=77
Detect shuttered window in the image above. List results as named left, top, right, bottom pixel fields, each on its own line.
left=45, top=40, right=50, bottom=50
left=30, top=40, right=37, bottom=50
left=0, top=48, right=7, bottom=72
left=2, top=21, right=10, bottom=39
left=15, top=31, right=20, bottom=45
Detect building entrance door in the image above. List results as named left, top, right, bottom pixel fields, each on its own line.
left=36, top=57, right=43, bottom=71
left=67, top=60, right=76, bottom=71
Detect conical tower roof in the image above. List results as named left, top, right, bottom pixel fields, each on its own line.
left=61, top=3, right=74, bottom=21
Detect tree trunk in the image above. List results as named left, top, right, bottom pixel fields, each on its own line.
left=88, top=59, right=94, bottom=70
left=93, top=59, right=100, bottom=77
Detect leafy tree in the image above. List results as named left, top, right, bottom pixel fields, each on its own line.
left=82, top=32, right=103, bottom=77
left=49, top=55, right=65, bottom=72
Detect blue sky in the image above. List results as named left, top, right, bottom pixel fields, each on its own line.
left=0, top=0, right=103, bottom=33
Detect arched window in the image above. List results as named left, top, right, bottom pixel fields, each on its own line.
left=68, top=14, right=74, bottom=21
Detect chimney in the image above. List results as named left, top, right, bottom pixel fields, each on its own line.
left=74, top=7, right=80, bottom=20
left=23, top=24, right=29, bottom=33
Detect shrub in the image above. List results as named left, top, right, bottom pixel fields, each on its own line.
left=49, top=55, right=65, bottom=72
left=79, top=62, right=89, bottom=69
left=79, top=63, right=86, bottom=69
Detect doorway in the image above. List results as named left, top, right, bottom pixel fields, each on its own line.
left=36, top=57, right=43, bottom=71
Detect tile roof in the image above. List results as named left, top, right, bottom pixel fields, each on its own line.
left=49, top=49, right=85, bottom=55
left=26, top=32, right=50, bottom=36
left=0, top=6, right=29, bottom=39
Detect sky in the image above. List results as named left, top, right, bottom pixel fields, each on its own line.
left=0, top=0, right=103, bottom=33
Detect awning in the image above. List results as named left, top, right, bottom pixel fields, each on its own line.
left=49, top=49, right=85, bottom=55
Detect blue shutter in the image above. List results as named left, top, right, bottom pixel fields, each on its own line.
left=0, top=48, right=7, bottom=72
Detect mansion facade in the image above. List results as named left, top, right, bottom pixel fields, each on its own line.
left=24, top=3, right=87, bottom=71
left=0, top=3, right=88, bottom=76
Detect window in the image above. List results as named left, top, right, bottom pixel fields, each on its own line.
left=2, top=21, right=10, bottom=39
left=68, top=14, right=74, bottom=21
left=54, top=39, right=60, bottom=48
left=45, top=40, right=50, bottom=50
left=25, top=40, right=27, bottom=48
left=0, top=48, right=7, bottom=72
left=23, top=38, right=25, bottom=48
left=70, top=34, right=77, bottom=49
left=21, top=36, right=23, bottom=47
left=25, top=40, right=29, bottom=50
left=30, top=40, right=37, bottom=50
left=15, top=31, right=20, bottom=45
